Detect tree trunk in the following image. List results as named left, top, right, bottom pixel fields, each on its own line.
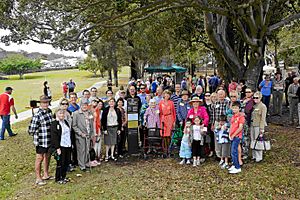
left=111, top=42, right=119, bottom=87
left=130, top=57, right=139, bottom=80
left=108, top=69, right=112, bottom=80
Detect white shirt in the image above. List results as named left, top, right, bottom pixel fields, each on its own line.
left=59, top=121, right=71, bottom=147
left=193, top=125, right=202, bottom=141
left=107, top=109, right=118, bottom=126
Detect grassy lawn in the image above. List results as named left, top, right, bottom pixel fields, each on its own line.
left=0, top=121, right=299, bottom=199
left=0, top=67, right=130, bottom=112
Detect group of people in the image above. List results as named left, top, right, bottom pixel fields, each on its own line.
left=61, top=79, right=77, bottom=98
left=1, top=69, right=297, bottom=185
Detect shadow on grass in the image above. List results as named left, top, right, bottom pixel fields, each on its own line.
left=7, top=75, right=45, bottom=80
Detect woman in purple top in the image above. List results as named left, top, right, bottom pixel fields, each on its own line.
left=144, top=99, right=160, bottom=128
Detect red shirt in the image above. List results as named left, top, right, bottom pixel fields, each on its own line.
left=229, top=113, right=245, bottom=139
left=0, top=92, right=14, bottom=115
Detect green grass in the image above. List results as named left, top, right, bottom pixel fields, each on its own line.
left=0, top=122, right=299, bottom=199
left=0, top=67, right=131, bottom=113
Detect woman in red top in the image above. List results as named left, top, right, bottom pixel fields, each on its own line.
left=187, top=97, right=209, bottom=126
left=91, top=98, right=102, bottom=162
left=62, top=82, right=68, bottom=98
left=159, top=90, right=176, bottom=154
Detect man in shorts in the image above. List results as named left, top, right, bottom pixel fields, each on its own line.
left=28, top=95, right=53, bottom=185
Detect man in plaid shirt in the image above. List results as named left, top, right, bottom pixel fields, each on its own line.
left=28, top=95, right=53, bottom=186
left=212, top=90, right=230, bottom=158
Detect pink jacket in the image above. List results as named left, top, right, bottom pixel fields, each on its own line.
left=187, top=106, right=209, bottom=126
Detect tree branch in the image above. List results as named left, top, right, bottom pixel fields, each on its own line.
left=267, top=12, right=300, bottom=33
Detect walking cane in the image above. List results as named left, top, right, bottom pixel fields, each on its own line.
left=86, top=135, right=92, bottom=173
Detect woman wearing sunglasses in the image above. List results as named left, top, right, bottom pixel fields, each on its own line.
left=250, top=91, right=267, bottom=163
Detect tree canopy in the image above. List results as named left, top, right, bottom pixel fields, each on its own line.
left=1, top=0, right=299, bottom=88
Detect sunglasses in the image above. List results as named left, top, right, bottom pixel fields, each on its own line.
left=205, top=95, right=211, bottom=97
left=230, top=96, right=237, bottom=98
left=245, top=91, right=252, bottom=93
left=61, top=103, right=68, bottom=105
left=253, top=97, right=259, bottom=99
left=140, top=88, right=146, bottom=89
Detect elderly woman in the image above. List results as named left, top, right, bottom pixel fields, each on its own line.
left=56, top=98, right=72, bottom=124
left=187, top=97, right=209, bottom=126
left=159, top=90, right=176, bottom=154
left=192, top=85, right=204, bottom=100
left=101, top=98, right=122, bottom=162
left=72, top=100, right=94, bottom=171
left=51, top=109, right=71, bottom=184
left=251, top=91, right=267, bottom=162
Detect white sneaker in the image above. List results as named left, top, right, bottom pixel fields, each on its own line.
left=196, top=159, right=200, bottom=166
left=229, top=167, right=241, bottom=174
left=219, top=160, right=224, bottom=166
left=228, top=165, right=235, bottom=171
left=186, top=159, right=191, bottom=165
left=200, top=158, right=205, bottom=163
left=221, top=163, right=229, bottom=169
left=193, top=161, right=197, bottom=167
left=179, top=159, right=185, bottom=165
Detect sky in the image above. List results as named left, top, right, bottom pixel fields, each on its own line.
left=0, top=29, right=86, bottom=58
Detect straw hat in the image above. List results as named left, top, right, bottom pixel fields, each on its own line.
left=39, top=95, right=51, bottom=103
left=189, top=96, right=203, bottom=105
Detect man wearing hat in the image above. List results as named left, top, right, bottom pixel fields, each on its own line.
left=0, top=87, right=18, bottom=140
left=176, top=90, right=191, bottom=128
left=28, top=95, right=53, bottom=185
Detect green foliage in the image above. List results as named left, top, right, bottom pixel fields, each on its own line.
left=0, top=54, right=42, bottom=79
left=79, top=52, right=100, bottom=76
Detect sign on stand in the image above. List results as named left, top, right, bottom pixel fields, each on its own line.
left=127, top=97, right=140, bottom=154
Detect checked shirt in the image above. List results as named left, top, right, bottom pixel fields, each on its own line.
left=212, top=99, right=230, bottom=124
left=28, top=108, right=53, bottom=148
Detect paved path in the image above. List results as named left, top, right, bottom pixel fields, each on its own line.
left=8, top=81, right=106, bottom=125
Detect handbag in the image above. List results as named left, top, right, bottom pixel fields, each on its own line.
left=250, top=134, right=271, bottom=151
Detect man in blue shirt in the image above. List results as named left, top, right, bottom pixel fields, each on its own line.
left=138, top=84, right=147, bottom=105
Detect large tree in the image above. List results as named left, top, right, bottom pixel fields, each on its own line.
left=1, top=0, right=299, bottom=88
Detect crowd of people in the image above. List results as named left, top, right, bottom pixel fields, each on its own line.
left=1, top=70, right=298, bottom=185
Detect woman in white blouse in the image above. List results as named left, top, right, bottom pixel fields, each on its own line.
left=51, top=109, right=72, bottom=184
left=101, top=98, right=122, bottom=162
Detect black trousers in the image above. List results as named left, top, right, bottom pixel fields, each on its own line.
left=55, top=147, right=71, bottom=182
left=117, top=127, right=126, bottom=156
left=192, top=140, right=205, bottom=157
left=70, top=128, right=78, bottom=166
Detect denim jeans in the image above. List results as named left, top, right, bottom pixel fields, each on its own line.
left=0, top=115, right=14, bottom=139
left=231, top=137, right=241, bottom=169
left=262, top=95, right=270, bottom=114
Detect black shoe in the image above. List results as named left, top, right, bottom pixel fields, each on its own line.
left=10, top=133, right=17, bottom=137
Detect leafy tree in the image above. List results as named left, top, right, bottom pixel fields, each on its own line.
left=79, top=52, right=100, bottom=77
left=0, top=54, right=42, bottom=79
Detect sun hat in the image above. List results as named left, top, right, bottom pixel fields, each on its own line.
left=39, top=95, right=51, bottom=103
left=189, top=96, right=203, bottom=105
left=180, top=90, right=190, bottom=97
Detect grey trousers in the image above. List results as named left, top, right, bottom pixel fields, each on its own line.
left=75, top=136, right=89, bottom=170
left=272, top=91, right=283, bottom=115
left=214, top=121, right=221, bottom=158
left=289, top=98, right=298, bottom=122
left=250, top=126, right=263, bottom=161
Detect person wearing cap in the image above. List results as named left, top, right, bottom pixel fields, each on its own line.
left=287, top=77, right=299, bottom=125
left=250, top=91, right=267, bottom=163
left=159, top=90, right=176, bottom=154
left=187, top=96, right=209, bottom=126
left=28, top=95, right=53, bottom=185
left=0, top=86, right=18, bottom=140
left=72, top=99, right=94, bottom=171
left=259, top=75, right=272, bottom=115
left=272, top=72, right=285, bottom=116
left=176, top=90, right=191, bottom=128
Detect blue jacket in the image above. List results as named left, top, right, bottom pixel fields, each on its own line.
left=176, top=98, right=191, bottom=122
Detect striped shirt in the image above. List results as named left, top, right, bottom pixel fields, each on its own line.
left=171, top=93, right=181, bottom=112
left=28, top=108, right=53, bottom=148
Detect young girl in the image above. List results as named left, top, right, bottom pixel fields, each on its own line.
left=190, top=116, right=206, bottom=167
left=179, top=120, right=192, bottom=165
